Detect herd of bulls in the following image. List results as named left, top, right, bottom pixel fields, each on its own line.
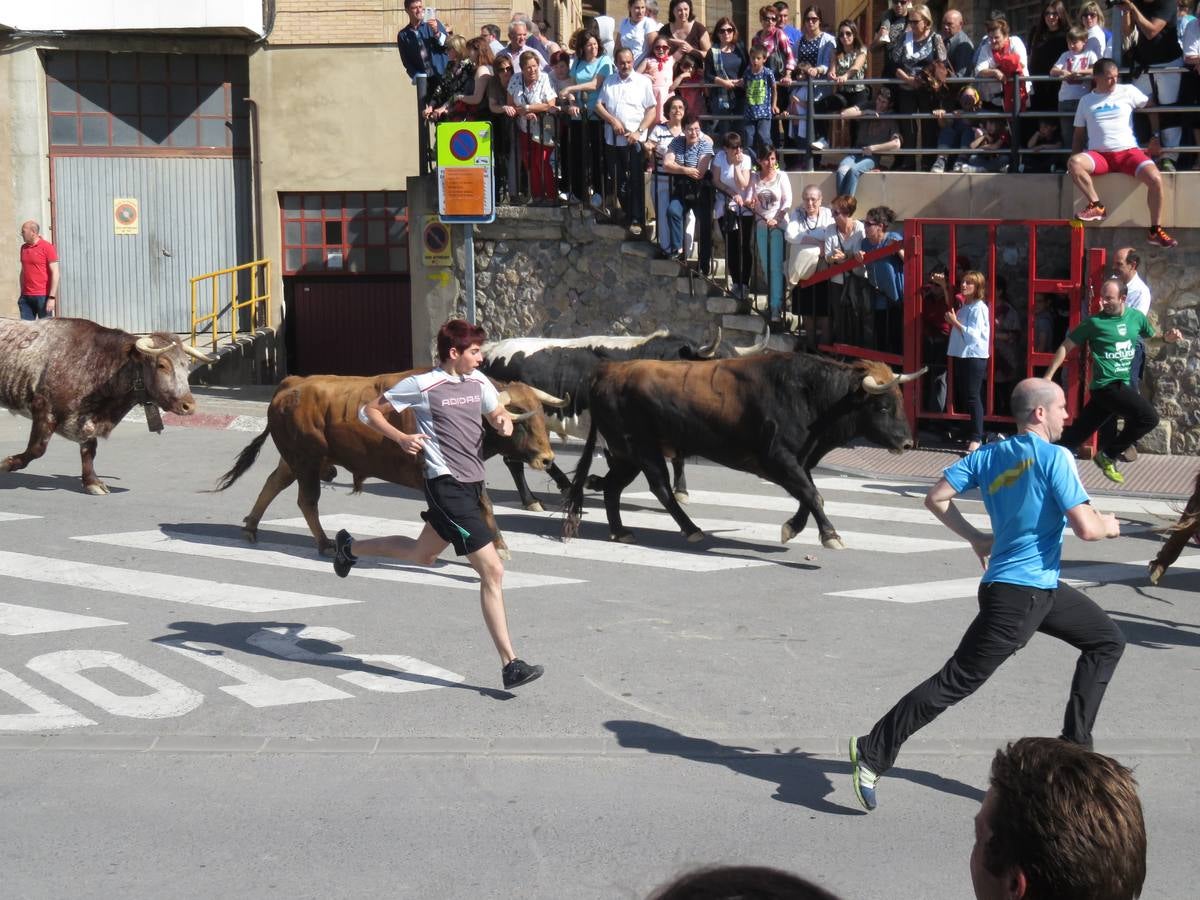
left=1, top=314, right=1197, bottom=579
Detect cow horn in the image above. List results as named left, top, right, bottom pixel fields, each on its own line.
left=134, top=336, right=170, bottom=357
left=496, top=390, right=512, bottom=407
left=862, top=366, right=929, bottom=395
left=531, top=387, right=569, bottom=408
left=183, top=343, right=218, bottom=364
left=895, top=366, right=928, bottom=385
left=508, top=409, right=537, bottom=423
left=697, top=326, right=722, bottom=358
left=733, top=322, right=771, bottom=357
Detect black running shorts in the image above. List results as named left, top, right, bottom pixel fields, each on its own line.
left=421, top=476, right=494, bottom=556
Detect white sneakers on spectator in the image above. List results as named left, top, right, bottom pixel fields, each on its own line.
left=931, top=156, right=947, bottom=174
left=810, top=137, right=828, bottom=151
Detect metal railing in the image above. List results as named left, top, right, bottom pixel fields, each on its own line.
left=190, top=258, right=272, bottom=354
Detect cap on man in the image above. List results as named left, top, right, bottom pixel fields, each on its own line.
left=19, top=220, right=60, bottom=320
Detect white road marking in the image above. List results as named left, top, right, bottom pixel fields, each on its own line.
left=26, top=650, right=204, bottom=720
left=828, top=555, right=1200, bottom=603
left=158, top=639, right=356, bottom=708
left=0, top=602, right=124, bottom=635
left=0, top=667, right=95, bottom=732
left=0, top=548, right=358, bottom=613
left=275, top=514, right=773, bottom=572
left=626, top=489, right=993, bottom=528
left=74, top=529, right=579, bottom=591
left=0, top=512, right=39, bottom=523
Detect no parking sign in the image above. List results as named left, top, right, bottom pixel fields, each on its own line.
left=436, top=122, right=494, bottom=224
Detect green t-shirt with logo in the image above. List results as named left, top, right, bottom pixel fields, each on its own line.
left=1068, top=307, right=1154, bottom=389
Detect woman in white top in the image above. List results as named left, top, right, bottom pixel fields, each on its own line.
left=944, top=269, right=991, bottom=452
left=822, top=193, right=866, bottom=344
left=616, top=0, right=661, bottom=65
left=750, top=142, right=792, bottom=330
left=785, top=183, right=835, bottom=348
left=711, top=130, right=755, bottom=299
left=645, top=94, right=692, bottom=255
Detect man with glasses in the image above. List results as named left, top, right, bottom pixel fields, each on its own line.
left=942, top=9, right=975, bottom=77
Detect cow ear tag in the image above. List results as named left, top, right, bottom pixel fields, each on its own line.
left=143, top=403, right=164, bottom=433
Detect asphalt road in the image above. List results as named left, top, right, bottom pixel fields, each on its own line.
left=1, top=413, right=1197, bottom=899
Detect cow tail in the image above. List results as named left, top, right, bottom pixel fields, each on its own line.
left=209, top=427, right=270, bottom=492
left=562, top=418, right=599, bottom=541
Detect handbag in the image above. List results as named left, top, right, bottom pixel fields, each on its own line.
left=787, top=244, right=822, bottom=287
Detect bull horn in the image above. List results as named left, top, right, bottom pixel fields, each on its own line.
left=697, top=326, right=723, bottom=358
left=134, top=336, right=170, bottom=357
left=733, top=322, right=771, bottom=357
left=531, top=388, right=569, bottom=408
left=895, top=367, right=928, bottom=385
left=183, top=343, right=218, bottom=364
left=508, top=410, right=537, bottom=423
left=862, top=366, right=929, bottom=395
left=496, top=390, right=511, bottom=407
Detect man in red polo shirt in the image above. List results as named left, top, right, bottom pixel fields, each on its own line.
left=18, top=220, right=60, bottom=319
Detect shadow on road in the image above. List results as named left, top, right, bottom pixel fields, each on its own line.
left=0, top=469, right=128, bottom=494
left=152, top=620, right=514, bottom=700
left=604, top=720, right=985, bottom=815
left=1109, top=611, right=1200, bottom=650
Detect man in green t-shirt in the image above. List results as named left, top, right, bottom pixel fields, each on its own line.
left=1043, top=276, right=1182, bottom=483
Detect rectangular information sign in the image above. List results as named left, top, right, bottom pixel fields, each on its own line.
left=436, top=122, right=494, bottom=224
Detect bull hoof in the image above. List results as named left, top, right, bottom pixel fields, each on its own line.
left=83, top=481, right=110, bottom=496
left=674, top=491, right=690, bottom=504
left=1149, top=562, right=1164, bottom=585
left=585, top=475, right=605, bottom=492
left=241, top=526, right=258, bottom=544
left=821, top=534, right=846, bottom=550
left=609, top=530, right=636, bottom=544
left=781, top=523, right=797, bottom=543
left=317, top=542, right=335, bottom=557
left=0, top=458, right=13, bottom=472
left=524, top=501, right=545, bottom=513
left=685, top=529, right=704, bottom=543
left=320, top=465, right=337, bottom=482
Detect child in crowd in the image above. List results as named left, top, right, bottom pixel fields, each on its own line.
left=742, top=44, right=777, bottom=152
left=835, top=87, right=901, bottom=196
left=964, top=118, right=1010, bottom=172
left=931, top=86, right=982, bottom=173
left=639, top=36, right=675, bottom=123
left=1050, top=26, right=1096, bottom=132
left=1024, top=119, right=1063, bottom=172
left=671, top=55, right=707, bottom=119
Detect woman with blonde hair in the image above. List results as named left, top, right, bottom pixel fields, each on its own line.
left=944, top=269, right=990, bottom=453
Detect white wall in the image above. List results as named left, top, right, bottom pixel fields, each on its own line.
left=0, top=1, right=263, bottom=36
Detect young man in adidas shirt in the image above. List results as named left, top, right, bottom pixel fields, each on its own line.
left=332, top=319, right=544, bottom=690
left=1067, top=58, right=1177, bottom=248
left=850, top=378, right=1126, bottom=812
left=1044, top=276, right=1182, bottom=483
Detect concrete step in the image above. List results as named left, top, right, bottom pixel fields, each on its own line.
left=722, top=313, right=767, bottom=333
left=648, top=258, right=680, bottom=276
left=619, top=240, right=656, bottom=258
left=675, top=276, right=724, bottom=298
left=592, top=223, right=629, bottom=241
left=706, top=296, right=741, bottom=315
left=766, top=334, right=796, bottom=352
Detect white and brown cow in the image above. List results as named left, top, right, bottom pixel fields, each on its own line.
left=0, top=316, right=211, bottom=494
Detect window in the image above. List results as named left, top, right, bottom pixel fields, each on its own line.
left=280, top=191, right=410, bottom=275
left=45, top=50, right=248, bottom=153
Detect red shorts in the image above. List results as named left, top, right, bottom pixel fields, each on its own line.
left=1085, top=148, right=1152, bottom=177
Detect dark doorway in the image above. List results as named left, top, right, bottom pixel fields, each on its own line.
left=286, top=276, right=413, bottom=376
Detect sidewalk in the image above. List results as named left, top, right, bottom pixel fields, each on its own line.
left=179, top=385, right=1197, bottom=502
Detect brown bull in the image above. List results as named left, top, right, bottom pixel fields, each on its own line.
left=212, top=370, right=564, bottom=557
left=0, top=316, right=212, bottom=494
left=1148, top=469, right=1200, bottom=584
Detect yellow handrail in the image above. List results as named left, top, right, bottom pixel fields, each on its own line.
left=189, top=259, right=272, bottom=353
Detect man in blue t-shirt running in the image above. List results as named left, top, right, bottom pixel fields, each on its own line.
left=849, top=378, right=1126, bottom=811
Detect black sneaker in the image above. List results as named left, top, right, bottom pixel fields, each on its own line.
left=333, top=528, right=357, bottom=578
left=502, top=658, right=544, bottom=689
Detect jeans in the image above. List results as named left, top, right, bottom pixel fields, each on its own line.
left=18, top=294, right=51, bottom=320
left=1061, top=380, right=1158, bottom=459
left=858, top=580, right=1125, bottom=775
left=666, top=195, right=711, bottom=271
left=836, top=155, right=876, bottom=197
left=755, top=223, right=786, bottom=318
left=952, top=355, right=988, bottom=442
left=743, top=118, right=773, bottom=155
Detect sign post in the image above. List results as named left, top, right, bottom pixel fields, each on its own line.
left=436, top=122, right=494, bottom=324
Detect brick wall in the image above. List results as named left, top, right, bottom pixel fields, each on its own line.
left=268, top=2, right=536, bottom=47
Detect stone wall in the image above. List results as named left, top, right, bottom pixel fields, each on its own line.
left=448, top=205, right=719, bottom=343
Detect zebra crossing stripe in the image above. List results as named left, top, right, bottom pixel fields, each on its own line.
left=828, top=555, right=1200, bottom=603
left=0, top=512, right=39, bottom=523
left=271, top=514, right=774, bottom=572
left=74, top=529, right=581, bottom=590
left=0, top=602, right=124, bottom=635
left=0, top=548, right=358, bottom=613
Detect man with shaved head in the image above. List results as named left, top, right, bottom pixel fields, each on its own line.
left=849, top=377, right=1126, bottom=811
left=18, top=220, right=59, bottom=319
left=942, top=9, right=975, bottom=76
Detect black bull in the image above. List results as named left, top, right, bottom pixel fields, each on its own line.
left=482, top=327, right=768, bottom=511
left=564, top=353, right=926, bottom=548
left=211, top=371, right=562, bottom=559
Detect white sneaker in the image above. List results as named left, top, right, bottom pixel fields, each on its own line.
left=930, top=156, right=946, bottom=174
left=810, top=137, right=828, bottom=151
left=951, top=161, right=963, bottom=172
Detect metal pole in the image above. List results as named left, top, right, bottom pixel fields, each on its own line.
left=464, top=223, right=476, bottom=325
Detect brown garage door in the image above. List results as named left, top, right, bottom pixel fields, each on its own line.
left=289, top=276, right=412, bottom=376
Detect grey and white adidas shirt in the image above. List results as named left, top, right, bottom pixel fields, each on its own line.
left=365, top=368, right=500, bottom=483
